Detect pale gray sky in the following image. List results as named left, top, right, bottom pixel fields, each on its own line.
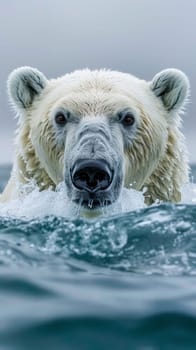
left=0, top=0, right=195, bottom=164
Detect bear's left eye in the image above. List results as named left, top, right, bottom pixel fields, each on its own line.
left=55, top=112, right=67, bottom=126
left=119, top=111, right=135, bottom=126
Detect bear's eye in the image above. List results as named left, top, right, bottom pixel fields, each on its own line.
left=55, top=112, right=67, bottom=126
left=119, top=112, right=135, bottom=126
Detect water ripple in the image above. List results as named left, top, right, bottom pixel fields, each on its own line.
left=0, top=204, right=196, bottom=275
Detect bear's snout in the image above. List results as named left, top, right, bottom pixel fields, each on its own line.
left=64, top=121, right=123, bottom=210
left=71, top=159, right=113, bottom=193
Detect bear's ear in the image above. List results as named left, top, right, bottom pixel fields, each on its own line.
left=150, top=69, right=190, bottom=112
left=7, top=66, right=47, bottom=110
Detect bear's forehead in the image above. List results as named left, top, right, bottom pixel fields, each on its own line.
left=45, top=69, right=152, bottom=116
left=54, top=89, right=140, bottom=116
left=53, top=69, right=143, bottom=94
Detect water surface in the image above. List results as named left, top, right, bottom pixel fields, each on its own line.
left=0, top=165, right=196, bottom=350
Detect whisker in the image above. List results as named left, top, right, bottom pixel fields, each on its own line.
left=76, top=197, right=83, bottom=216
left=88, top=199, right=93, bottom=209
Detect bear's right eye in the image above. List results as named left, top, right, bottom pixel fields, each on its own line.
left=55, top=112, right=67, bottom=126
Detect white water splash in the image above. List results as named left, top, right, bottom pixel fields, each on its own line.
left=181, top=183, right=196, bottom=204
left=0, top=181, right=195, bottom=219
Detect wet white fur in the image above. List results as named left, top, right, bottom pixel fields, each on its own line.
left=1, top=67, right=190, bottom=205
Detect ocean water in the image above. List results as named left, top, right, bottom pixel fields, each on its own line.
left=0, top=165, right=196, bottom=350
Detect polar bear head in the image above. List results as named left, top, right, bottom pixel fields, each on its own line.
left=7, top=67, right=189, bottom=210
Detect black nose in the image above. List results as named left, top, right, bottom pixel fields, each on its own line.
left=71, top=159, right=113, bottom=192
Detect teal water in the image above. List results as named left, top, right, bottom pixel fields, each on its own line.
left=0, top=165, right=196, bottom=350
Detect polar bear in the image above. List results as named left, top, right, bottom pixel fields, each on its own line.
left=0, top=67, right=190, bottom=210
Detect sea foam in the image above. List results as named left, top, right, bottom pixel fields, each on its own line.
left=0, top=181, right=195, bottom=220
